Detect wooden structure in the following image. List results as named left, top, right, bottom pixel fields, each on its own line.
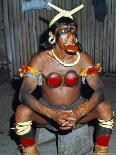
left=3, top=0, right=116, bottom=76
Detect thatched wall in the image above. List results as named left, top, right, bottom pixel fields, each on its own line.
left=2, top=0, right=116, bottom=76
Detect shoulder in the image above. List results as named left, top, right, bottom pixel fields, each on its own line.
left=29, top=50, right=50, bottom=68
left=80, top=52, right=102, bottom=78
left=80, top=52, right=94, bottom=68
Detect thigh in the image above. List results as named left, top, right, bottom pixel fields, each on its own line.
left=79, top=109, right=98, bottom=124
left=79, top=100, right=113, bottom=124
left=15, top=104, right=47, bottom=125
left=95, top=100, right=113, bottom=119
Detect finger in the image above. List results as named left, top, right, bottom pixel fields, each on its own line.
left=60, top=123, right=76, bottom=130
left=58, top=119, right=66, bottom=125
left=60, top=126, right=72, bottom=130
left=62, top=124, right=75, bottom=128
left=58, top=115, right=72, bottom=122
left=62, top=119, right=75, bottom=126
left=61, top=121, right=75, bottom=127
left=63, top=117, right=76, bottom=121
left=62, top=110, right=73, bottom=114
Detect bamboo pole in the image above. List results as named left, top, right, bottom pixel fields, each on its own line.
left=17, top=0, right=24, bottom=67
left=3, top=0, right=13, bottom=75
left=20, top=1, right=28, bottom=65
left=12, top=0, right=21, bottom=73
left=32, top=10, right=37, bottom=53
left=7, top=0, right=17, bottom=74
left=24, top=11, right=31, bottom=62
left=113, top=0, right=116, bottom=71
left=109, top=0, right=115, bottom=72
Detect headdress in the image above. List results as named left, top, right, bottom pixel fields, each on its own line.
left=48, top=2, right=84, bottom=28
left=47, top=2, right=84, bottom=67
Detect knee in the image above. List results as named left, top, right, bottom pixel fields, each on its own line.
left=15, top=104, right=33, bottom=122
left=96, top=100, right=114, bottom=119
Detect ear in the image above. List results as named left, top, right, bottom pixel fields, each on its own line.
left=48, top=31, right=56, bottom=44
left=49, top=31, right=54, bottom=36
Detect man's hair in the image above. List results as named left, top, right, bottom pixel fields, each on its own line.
left=49, top=17, right=77, bottom=33
left=40, top=17, right=79, bottom=51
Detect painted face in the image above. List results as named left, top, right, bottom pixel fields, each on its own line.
left=55, top=25, right=78, bottom=53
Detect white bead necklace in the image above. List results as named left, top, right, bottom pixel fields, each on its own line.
left=51, top=49, right=80, bottom=67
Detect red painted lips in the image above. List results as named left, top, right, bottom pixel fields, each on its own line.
left=65, top=44, right=78, bottom=53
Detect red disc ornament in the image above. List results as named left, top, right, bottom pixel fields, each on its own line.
left=64, top=71, right=79, bottom=86
left=65, top=45, right=78, bottom=53
left=47, top=73, right=61, bottom=87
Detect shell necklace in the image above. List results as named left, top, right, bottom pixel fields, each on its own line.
left=51, top=49, right=80, bottom=67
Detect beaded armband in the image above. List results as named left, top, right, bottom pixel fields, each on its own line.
left=80, top=63, right=102, bottom=77
left=19, top=65, right=41, bottom=78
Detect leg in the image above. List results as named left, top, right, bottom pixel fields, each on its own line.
left=94, top=100, right=114, bottom=155
left=80, top=100, right=114, bottom=154
left=15, top=104, right=47, bottom=155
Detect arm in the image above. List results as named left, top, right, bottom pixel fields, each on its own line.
left=19, top=53, right=52, bottom=117
left=77, top=73, right=105, bottom=118
left=76, top=53, right=105, bottom=118
left=19, top=53, right=72, bottom=123
left=60, top=53, right=105, bottom=130
left=19, top=77, right=45, bottom=114
left=19, top=77, right=72, bottom=123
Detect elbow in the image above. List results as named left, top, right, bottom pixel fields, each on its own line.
left=19, top=90, right=24, bottom=103
left=97, top=89, right=106, bottom=103
left=19, top=93, right=23, bottom=103
left=19, top=90, right=28, bottom=104
left=19, top=89, right=32, bottom=107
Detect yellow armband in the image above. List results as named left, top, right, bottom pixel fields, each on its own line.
left=19, top=65, right=41, bottom=78
left=80, top=63, right=102, bottom=77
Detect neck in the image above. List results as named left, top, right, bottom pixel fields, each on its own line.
left=55, top=45, right=66, bottom=60
left=55, top=45, right=74, bottom=61
left=51, top=48, right=80, bottom=67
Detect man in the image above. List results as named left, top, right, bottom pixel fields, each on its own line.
left=14, top=3, right=114, bottom=155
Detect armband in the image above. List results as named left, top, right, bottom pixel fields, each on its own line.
left=19, top=65, right=41, bottom=78
left=80, top=63, right=102, bottom=77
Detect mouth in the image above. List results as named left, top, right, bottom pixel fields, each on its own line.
left=64, top=43, right=75, bottom=46
left=64, top=43, right=78, bottom=53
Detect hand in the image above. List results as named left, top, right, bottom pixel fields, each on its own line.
left=44, top=106, right=73, bottom=125
left=59, top=117, right=76, bottom=130
left=59, top=109, right=81, bottom=130
left=44, top=106, right=82, bottom=131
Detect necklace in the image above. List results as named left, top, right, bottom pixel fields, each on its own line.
left=51, top=49, right=80, bottom=67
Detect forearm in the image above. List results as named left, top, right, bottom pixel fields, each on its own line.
left=77, top=73, right=106, bottom=118
left=19, top=93, right=72, bottom=125
left=77, top=89, right=105, bottom=118
left=19, top=93, right=52, bottom=118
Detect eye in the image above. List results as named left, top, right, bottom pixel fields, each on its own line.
left=70, top=28, right=76, bottom=33
left=61, top=29, right=65, bottom=33
left=61, top=28, right=67, bottom=33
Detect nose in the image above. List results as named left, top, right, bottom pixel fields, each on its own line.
left=67, top=32, right=73, bottom=37
left=68, top=34, right=73, bottom=39
left=67, top=32, right=76, bottom=42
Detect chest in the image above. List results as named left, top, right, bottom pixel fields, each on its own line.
left=42, top=63, right=81, bottom=88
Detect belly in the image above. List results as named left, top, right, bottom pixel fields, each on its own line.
left=42, top=86, right=81, bottom=104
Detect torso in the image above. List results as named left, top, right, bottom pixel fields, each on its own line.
left=39, top=50, right=83, bottom=105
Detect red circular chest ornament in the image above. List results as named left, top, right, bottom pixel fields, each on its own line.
left=64, top=70, right=79, bottom=86
left=46, top=73, right=61, bottom=87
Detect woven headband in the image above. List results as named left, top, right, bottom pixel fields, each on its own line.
left=48, top=2, right=84, bottom=28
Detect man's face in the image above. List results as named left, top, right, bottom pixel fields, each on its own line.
left=55, top=25, right=78, bottom=53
